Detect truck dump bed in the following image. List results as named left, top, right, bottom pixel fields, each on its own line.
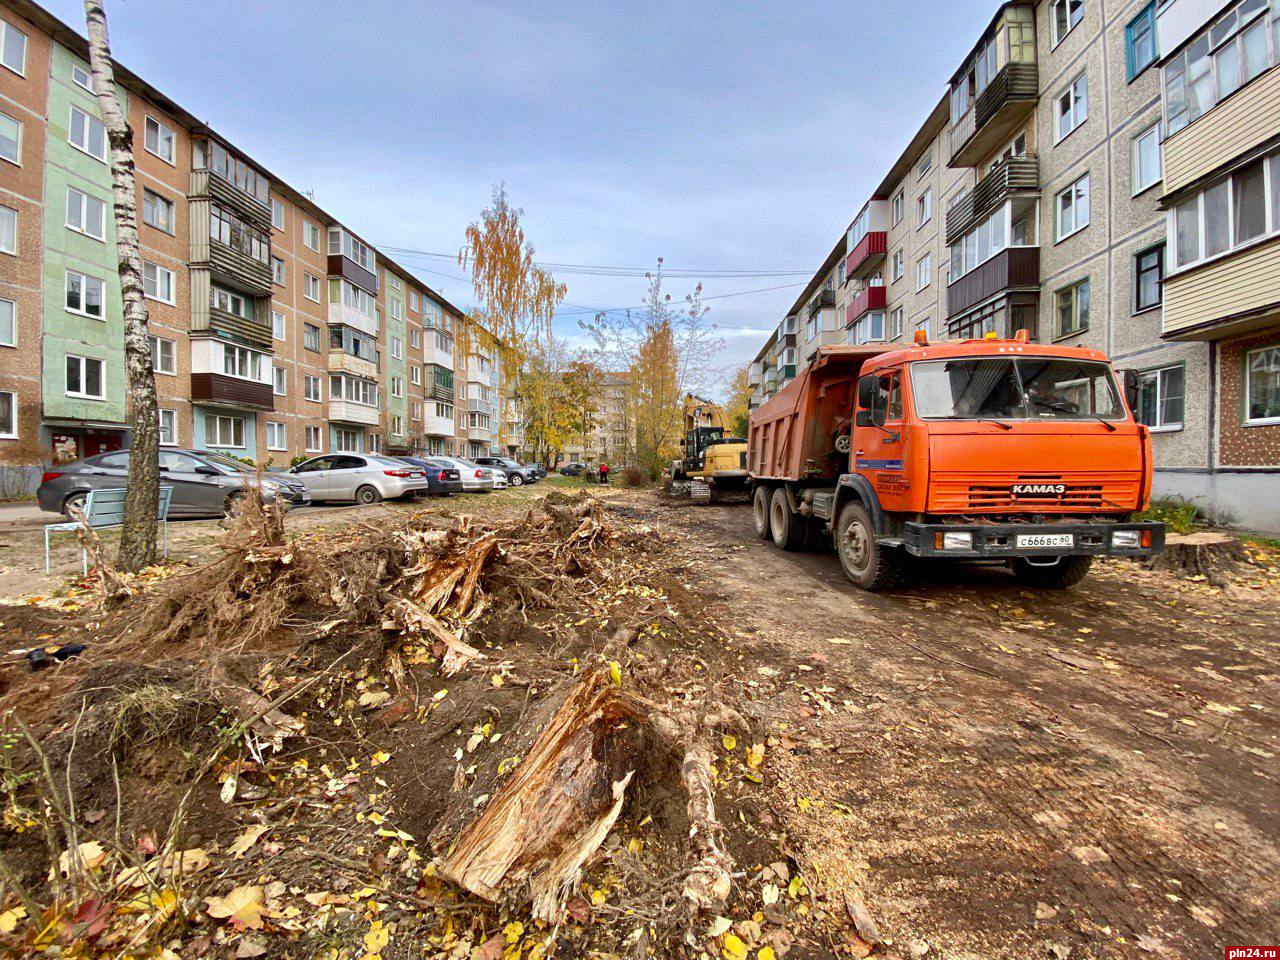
left=749, top=344, right=887, bottom=481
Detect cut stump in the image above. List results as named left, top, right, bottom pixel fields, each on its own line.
left=1145, top=531, right=1247, bottom=587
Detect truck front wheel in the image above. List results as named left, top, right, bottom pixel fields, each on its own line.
left=1011, top=555, right=1093, bottom=588
left=770, top=488, right=803, bottom=551
left=753, top=486, right=771, bottom=539
left=836, top=502, right=906, bottom=591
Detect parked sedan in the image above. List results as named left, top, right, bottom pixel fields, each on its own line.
left=431, top=457, right=496, bottom=493
left=395, top=456, right=463, bottom=496
left=288, top=454, right=430, bottom=504
left=559, top=461, right=588, bottom=476
left=37, top=448, right=311, bottom=519
left=474, top=456, right=540, bottom=486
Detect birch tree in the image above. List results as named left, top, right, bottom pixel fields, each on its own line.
left=84, top=0, right=159, bottom=571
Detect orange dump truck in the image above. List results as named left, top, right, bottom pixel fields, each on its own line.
left=748, top=333, right=1165, bottom=590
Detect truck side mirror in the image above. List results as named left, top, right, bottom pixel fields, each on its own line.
left=857, top=375, right=876, bottom=412
left=1121, top=369, right=1141, bottom=415
left=855, top=410, right=875, bottom=428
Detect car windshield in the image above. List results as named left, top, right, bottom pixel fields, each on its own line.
left=200, top=452, right=256, bottom=474
left=910, top=357, right=1125, bottom=421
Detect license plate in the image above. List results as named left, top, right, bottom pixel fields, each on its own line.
left=1017, top=533, right=1074, bottom=549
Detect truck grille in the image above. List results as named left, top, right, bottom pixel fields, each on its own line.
left=929, top=472, right=1142, bottom=513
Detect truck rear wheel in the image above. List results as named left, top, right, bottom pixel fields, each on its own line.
left=770, top=488, right=802, bottom=551
left=836, top=502, right=906, bottom=591
left=753, top=486, right=771, bottom=539
left=1011, top=555, right=1093, bottom=588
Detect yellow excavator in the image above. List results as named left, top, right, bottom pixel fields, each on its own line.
left=671, top=394, right=749, bottom=503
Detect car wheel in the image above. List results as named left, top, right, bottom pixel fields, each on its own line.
left=62, top=491, right=89, bottom=521
left=835, top=502, right=907, bottom=591
left=223, top=491, right=247, bottom=519
left=355, top=485, right=383, bottom=505
left=770, top=488, right=802, bottom=551
left=509, top=474, right=523, bottom=487
left=752, top=485, right=771, bottom=539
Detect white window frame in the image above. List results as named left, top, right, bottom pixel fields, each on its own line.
left=305, top=425, right=323, bottom=452
left=915, top=253, right=932, bottom=291
left=391, top=375, right=404, bottom=399
left=917, top=188, right=933, bottom=227
left=0, top=204, right=15, bottom=255
left=304, top=374, right=323, bottom=402
left=891, top=250, right=904, bottom=282
left=1245, top=345, right=1280, bottom=426
left=143, top=116, right=175, bottom=165
left=271, top=255, right=286, bottom=285
left=1170, top=149, right=1279, bottom=271
left=890, top=307, right=905, bottom=340
left=68, top=105, right=107, bottom=162
left=1132, top=121, right=1162, bottom=196
left=891, top=191, right=905, bottom=226
left=272, top=310, right=286, bottom=340
left=303, top=323, right=320, bottom=352
left=917, top=152, right=933, bottom=181
left=142, top=189, right=175, bottom=234
left=1055, top=173, right=1091, bottom=241
left=1051, top=0, right=1084, bottom=48
left=70, top=64, right=92, bottom=91
left=206, top=414, right=245, bottom=449
left=143, top=261, right=175, bottom=304
left=1138, top=364, right=1184, bottom=432
left=158, top=408, right=177, bottom=446
left=270, top=197, right=284, bottom=230
left=1, top=19, right=28, bottom=77
left=391, top=336, right=402, bottom=359
left=302, top=220, right=321, bottom=252
left=148, top=334, right=176, bottom=375
left=1054, top=278, right=1091, bottom=338
left=410, top=364, right=422, bottom=385
left=1055, top=73, right=1088, bottom=143
left=303, top=273, right=321, bottom=302
left=65, top=269, right=105, bottom=320
left=65, top=187, right=106, bottom=241
left=0, top=389, right=16, bottom=439
left=0, top=297, right=14, bottom=347
left=65, top=354, right=105, bottom=400
left=266, top=421, right=286, bottom=451
left=391, top=414, right=404, bottom=436
left=0, top=111, right=20, bottom=166
left=409, top=291, right=420, bottom=312
left=273, top=365, right=287, bottom=396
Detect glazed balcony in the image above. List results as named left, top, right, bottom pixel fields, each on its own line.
left=328, top=350, right=379, bottom=379
left=946, top=247, right=1039, bottom=319
left=328, top=399, right=380, bottom=426
left=844, top=231, right=887, bottom=280
left=949, top=62, right=1039, bottom=168
left=190, top=373, right=273, bottom=411
left=807, top=289, right=835, bottom=317
left=845, top=285, right=887, bottom=326
left=946, top=155, right=1039, bottom=244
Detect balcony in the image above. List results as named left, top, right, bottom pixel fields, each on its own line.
left=780, top=363, right=796, bottom=381
left=189, top=169, right=271, bottom=228
left=328, top=350, right=379, bottom=379
left=328, top=399, right=380, bottom=426
left=845, top=231, right=887, bottom=280
left=468, top=398, right=494, bottom=416
left=949, top=63, right=1038, bottom=168
left=191, top=373, right=273, bottom=411
left=424, top=414, right=455, bottom=437
left=1163, top=237, right=1280, bottom=341
left=328, top=302, right=378, bottom=338
left=946, top=155, right=1039, bottom=244
left=807, top=289, right=835, bottom=317
left=947, top=247, right=1039, bottom=319
left=845, top=285, right=887, bottom=326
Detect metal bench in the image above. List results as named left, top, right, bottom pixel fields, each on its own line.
left=44, top=486, right=173, bottom=574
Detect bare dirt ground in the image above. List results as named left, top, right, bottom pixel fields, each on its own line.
left=639, top=492, right=1280, bottom=958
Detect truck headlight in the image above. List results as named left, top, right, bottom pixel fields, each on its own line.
left=942, top=532, right=973, bottom=551
left=1111, top=530, right=1140, bottom=548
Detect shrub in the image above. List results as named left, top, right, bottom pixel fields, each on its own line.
left=1137, top=497, right=1204, bottom=535
left=620, top=464, right=645, bottom=487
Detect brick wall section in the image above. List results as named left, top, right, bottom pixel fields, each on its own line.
left=1218, top=329, right=1280, bottom=467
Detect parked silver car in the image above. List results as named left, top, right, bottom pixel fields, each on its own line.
left=431, top=457, right=496, bottom=492
left=288, top=453, right=430, bottom=504
left=37, top=448, right=311, bottom=519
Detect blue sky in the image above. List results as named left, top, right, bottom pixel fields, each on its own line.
left=45, top=0, right=991, bottom=398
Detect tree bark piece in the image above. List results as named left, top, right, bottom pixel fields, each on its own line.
left=84, top=0, right=160, bottom=572
left=1146, top=532, right=1247, bottom=587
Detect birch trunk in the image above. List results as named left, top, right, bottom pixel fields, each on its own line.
left=84, top=0, right=159, bottom=571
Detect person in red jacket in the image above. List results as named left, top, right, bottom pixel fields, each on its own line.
left=598, top=462, right=609, bottom=485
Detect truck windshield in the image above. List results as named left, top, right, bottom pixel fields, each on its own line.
left=910, top=357, right=1125, bottom=422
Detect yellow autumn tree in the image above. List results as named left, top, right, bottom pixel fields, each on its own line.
left=725, top=366, right=752, bottom=438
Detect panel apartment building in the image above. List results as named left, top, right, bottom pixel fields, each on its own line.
left=0, top=0, right=524, bottom=493
left=749, top=0, right=1280, bottom=530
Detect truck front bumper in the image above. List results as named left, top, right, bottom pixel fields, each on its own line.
left=900, top=521, right=1165, bottom=559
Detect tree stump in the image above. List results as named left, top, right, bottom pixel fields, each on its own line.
left=1145, top=531, right=1248, bottom=587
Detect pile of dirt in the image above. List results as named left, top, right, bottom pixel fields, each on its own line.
left=0, top=493, right=823, bottom=959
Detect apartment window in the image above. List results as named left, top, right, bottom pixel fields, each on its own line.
left=66, top=354, right=105, bottom=399
left=0, top=297, right=14, bottom=346
left=223, top=344, right=263, bottom=381
left=330, top=374, right=378, bottom=407
left=271, top=256, right=285, bottom=285
left=391, top=415, right=404, bottom=436
left=270, top=197, right=284, bottom=231
left=1, top=18, right=27, bottom=75
left=328, top=228, right=375, bottom=272
left=143, top=262, right=175, bottom=304
left=0, top=389, right=13, bottom=438
left=144, top=117, right=175, bottom=164
left=412, top=401, right=422, bottom=420
left=1172, top=150, right=1280, bottom=269
left=0, top=112, right=19, bottom=165
left=335, top=428, right=361, bottom=452
left=65, top=270, right=104, bottom=319
left=391, top=376, right=404, bottom=398
left=890, top=307, right=905, bottom=340
left=891, top=191, right=904, bottom=226
left=436, top=332, right=453, bottom=354
left=1132, top=122, right=1162, bottom=195
left=915, top=253, right=931, bottom=291
left=209, top=203, right=269, bottom=264
left=211, top=285, right=252, bottom=320
left=206, top=414, right=245, bottom=448
left=390, top=299, right=403, bottom=322
left=0, top=205, right=15, bottom=254
left=891, top=250, right=904, bottom=281
left=305, top=374, right=322, bottom=402
left=388, top=273, right=402, bottom=292
left=303, top=323, right=320, bottom=352
left=273, top=366, right=287, bottom=396
left=1164, top=0, right=1278, bottom=135
left=849, top=311, right=885, bottom=345
left=1056, top=74, right=1088, bottom=142
left=409, top=327, right=421, bottom=349
left=68, top=106, right=107, bottom=161
left=1056, top=174, right=1091, bottom=241
left=410, top=365, right=422, bottom=385
left=1126, top=3, right=1158, bottom=80
left=303, top=273, right=321, bottom=302
left=142, top=189, right=174, bottom=234
left=917, top=153, right=933, bottom=180
left=65, top=187, right=106, bottom=241
left=148, top=335, right=175, bottom=375
left=1246, top=345, right=1280, bottom=424
left=71, top=64, right=91, bottom=91
left=265, top=311, right=283, bottom=341
left=266, top=422, right=286, bottom=451
left=917, top=188, right=933, bottom=227
left=391, top=336, right=402, bottom=359
left=409, top=291, right=420, bottom=312
left=158, top=409, right=177, bottom=446
left=1134, top=244, right=1164, bottom=311
left=1051, top=0, right=1083, bottom=46
left=436, top=402, right=454, bottom=420
left=1054, top=279, right=1091, bottom=338
left=804, top=312, right=818, bottom=340
left=1137, top=365, right=1184, bottom=430
left=367, top=434, right=384, bottom=454
left=302, top=220, right=321, bottom=252
left=331, top=278, right=375, bottom=317
left=305, top=425, right=323, bottom=452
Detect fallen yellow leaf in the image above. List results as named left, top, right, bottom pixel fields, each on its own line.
left=205, top=885, right=267, bottom=930
left=722, top=933, right=749, bottom=960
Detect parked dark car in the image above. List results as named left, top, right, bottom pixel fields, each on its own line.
left=396, top=456, right=463, bottom=496
left=473, top=456, right=540, bottom=486
left=37, top=448, right=310, bottom=519
left=559, top=461, right=588, bottom=476
left=528, top=464, right=547, bottom=479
